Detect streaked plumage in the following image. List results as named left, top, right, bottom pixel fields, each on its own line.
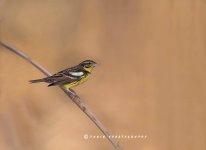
left=29, top=60, right=97, bottom=89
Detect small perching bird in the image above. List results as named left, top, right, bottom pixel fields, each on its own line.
left=29, top=60, right=97, bottom=89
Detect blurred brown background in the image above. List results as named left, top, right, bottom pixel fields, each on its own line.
left=0, top=0, right=206, bottom=150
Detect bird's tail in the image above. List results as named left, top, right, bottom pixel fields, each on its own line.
left=29, top=78, right=45, bottom=83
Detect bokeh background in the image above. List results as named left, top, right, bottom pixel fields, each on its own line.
left=0, top=0, right=206, bottom=150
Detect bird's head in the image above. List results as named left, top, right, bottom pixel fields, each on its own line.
left=79, top=60, right=97, bottom=72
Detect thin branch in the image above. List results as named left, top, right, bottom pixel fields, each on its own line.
left=0, top=40, right=120, bottom=150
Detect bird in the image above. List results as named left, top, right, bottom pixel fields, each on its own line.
left=29, top=60, right=97, bottom=89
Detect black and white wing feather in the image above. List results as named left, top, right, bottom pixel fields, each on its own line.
left=45, top=66, right=85, bottom=86
left=29, top=65, right=88, bottom=86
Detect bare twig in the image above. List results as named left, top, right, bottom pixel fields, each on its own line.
left=0, top=40, right=120, bottom=150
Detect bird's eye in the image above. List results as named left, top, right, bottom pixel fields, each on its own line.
left=84, top=65, right=90, bottom=68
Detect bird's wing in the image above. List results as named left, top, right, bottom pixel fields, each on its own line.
left=44, top=66, right=85, bottom=86
left=61, top=66, right=84, bottom=75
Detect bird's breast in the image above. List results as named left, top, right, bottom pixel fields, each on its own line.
left=63, top=74, right=90, bottom=89
left=78, top=74, right=90, bottom=84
